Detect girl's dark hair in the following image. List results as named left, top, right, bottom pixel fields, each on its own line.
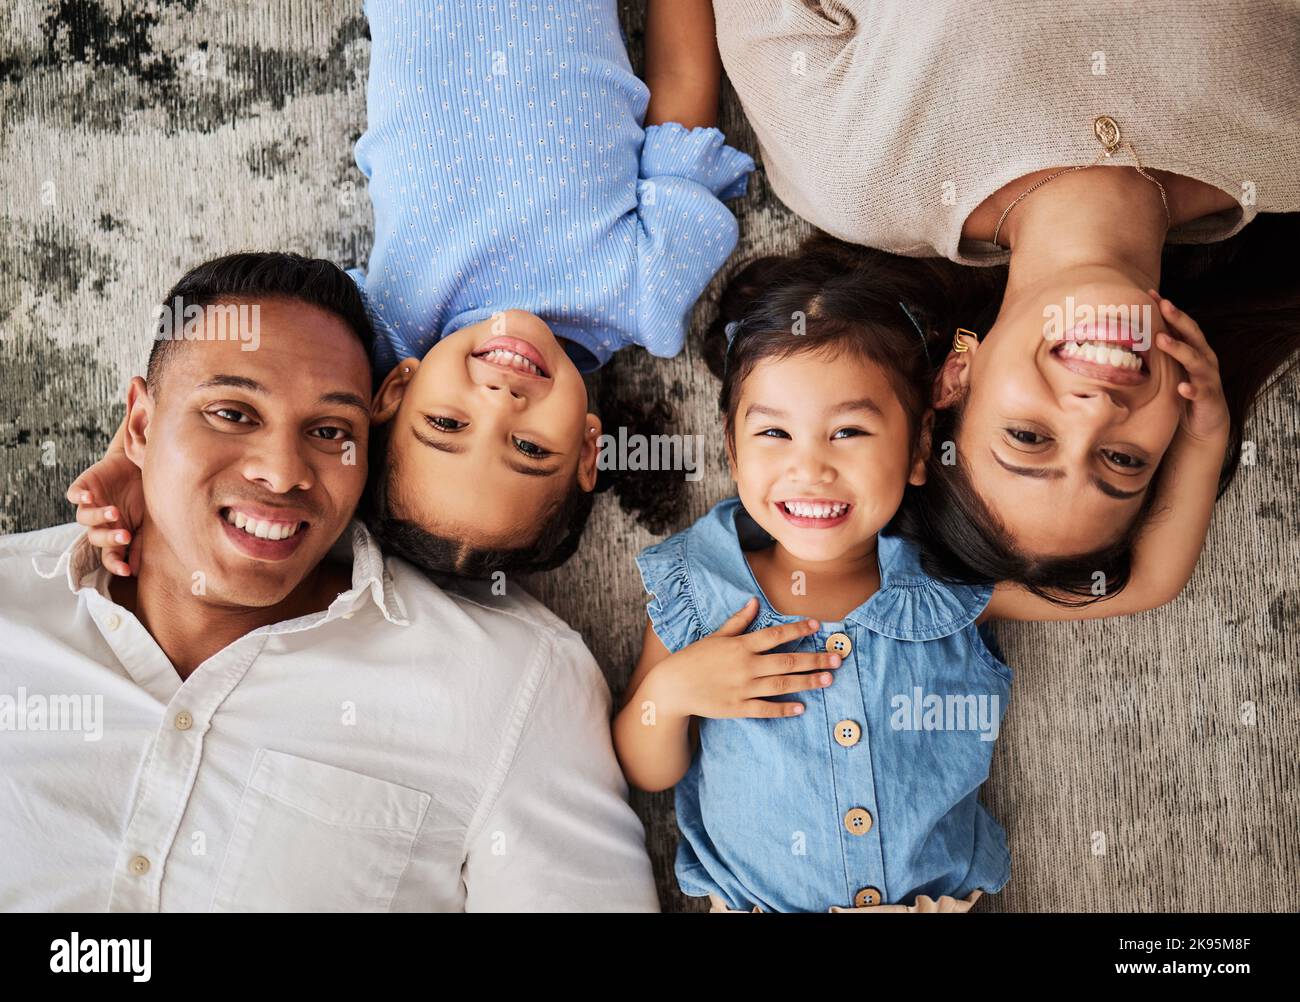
left=703, top=233, right=954, bottom=459
left=712, top=217, right=1300, bottom=605
left=147, top=252, right=375, bottom=393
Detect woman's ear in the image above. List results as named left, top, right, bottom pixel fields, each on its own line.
left=372, top=358, right=419, bottom=425
left=932, top=338, right=977, bottom=409
left=576, top=413, right=602, bottom=492
left=909, top=408, right=935, bottom=487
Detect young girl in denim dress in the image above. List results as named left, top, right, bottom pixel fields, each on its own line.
left=613, top=236, right=1230, bottom=913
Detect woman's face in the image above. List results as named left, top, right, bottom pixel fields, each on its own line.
left=946, top=271, right=1184, bottom=557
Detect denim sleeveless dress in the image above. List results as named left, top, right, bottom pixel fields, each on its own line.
left=635, top=497, right=1013, bottom=913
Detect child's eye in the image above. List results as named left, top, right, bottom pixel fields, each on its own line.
left=832, top=427, right=868, bottom=439
left=757, top=428, right=790, bottom=439
left=426, top=415, right=465, bottom=431
left=514, top=437, right=552, bottom=458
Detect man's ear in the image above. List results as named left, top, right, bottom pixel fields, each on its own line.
left=909, top=408, right=935, bottom=487
left=576, top=413, right=601, bottom=492
left=932, top=338, right=977, bottom=409
left=122, top=377, right=152, bottom=469
left=372, top=358, right=419, bottom=425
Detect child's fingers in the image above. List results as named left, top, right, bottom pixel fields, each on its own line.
left=752, top=650, right=841, bottom=678
left=66, top=483, right=94, bottom=506
left=75, top=505, right=120, bottom=529
left=84, top=526, right=131, bottom=550
left=744, top=616, right=820, bottom=652
left=751, top=670, right=834, bottom=698
left=103, top=549, right=132, bottom=577
left=712, top=596, right=760, bottom=637
left=736, top=698, right=806, bottom=719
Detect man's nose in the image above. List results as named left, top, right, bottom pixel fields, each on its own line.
left=240, top=431, right=314, bottom=494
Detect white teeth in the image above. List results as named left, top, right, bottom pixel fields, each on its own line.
left=782, top=501, right=848, bottom=519
left=478, top=349, right=543, bottom=376
left=223, top=509, right=303, bottom=541
left=1058, top=340, right=1143, bottom=371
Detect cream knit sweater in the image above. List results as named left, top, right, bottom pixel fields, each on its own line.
left=714, top=0, right=1300, bottom=264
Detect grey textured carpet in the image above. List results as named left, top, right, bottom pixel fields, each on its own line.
left=2, top=1, right=1296, bottom=912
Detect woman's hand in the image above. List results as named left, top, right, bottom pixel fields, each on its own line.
left=1150, top=290, right=1229, bottom=445
left=644, top=597, right=842, bottom=720
left=65, top=450, right=145, bottom=577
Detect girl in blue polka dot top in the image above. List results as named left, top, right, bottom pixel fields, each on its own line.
left=351, top=0, right=754, bottom=578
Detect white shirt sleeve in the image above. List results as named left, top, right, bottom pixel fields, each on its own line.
left=462, top=629, right=661, bottom=912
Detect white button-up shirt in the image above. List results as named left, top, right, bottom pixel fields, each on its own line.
left=0, top=521, right=659, bottom=912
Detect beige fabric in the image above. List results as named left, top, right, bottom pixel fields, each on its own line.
left=708, top=889, right=984, bottom=913
left=713, top=0, right=1300, bottom=264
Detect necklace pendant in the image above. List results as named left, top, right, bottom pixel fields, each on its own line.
left=1094, top=115, right=1122, bottom=155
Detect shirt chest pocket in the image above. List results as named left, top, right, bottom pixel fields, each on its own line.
left=210, top=748, right=432, bottom=913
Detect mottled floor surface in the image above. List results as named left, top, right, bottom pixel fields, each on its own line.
left=2, top=1, right=1296, bottom=911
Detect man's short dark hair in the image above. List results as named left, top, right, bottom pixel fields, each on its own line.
left=147, top=252, right=375, bottom=394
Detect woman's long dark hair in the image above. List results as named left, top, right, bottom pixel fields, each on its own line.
left=709, top=216, right=1300, bottom=604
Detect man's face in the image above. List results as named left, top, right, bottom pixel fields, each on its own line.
left=128, top=297, right=372, bottom=607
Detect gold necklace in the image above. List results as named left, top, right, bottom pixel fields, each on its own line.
left=992, top=115, right=1171, bottom=247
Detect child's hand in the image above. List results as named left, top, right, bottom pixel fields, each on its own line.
left=1150, top=290, right=1229, bottom=446
left=646, top=597, right=842, bottom=720
left=65, top=451, right=145, bottom=577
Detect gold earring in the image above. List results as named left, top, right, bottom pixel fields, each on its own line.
left=953, top=329, right=978, bottom=353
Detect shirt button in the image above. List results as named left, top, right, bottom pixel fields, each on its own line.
left=128, top=855, right=150, bottom=876
left=844, top=807, right=873, bottom=836
left=825, top=632, right=852, bottom=656
left=174, top=711, right=193, bottom=731
left=854, top=887, right=883, bottom=907
left=102, top=613, right=121, bottom=631
left=833, top=719, right=861, bottom=747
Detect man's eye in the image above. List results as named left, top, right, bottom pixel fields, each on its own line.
left=211, top=408, right=252, bottom=424
left=514, top=437, right=552, bottom=458
left=310, top=426, right=349, bottom=441
left=426, top=415, right=465, bottom=431
left=1103, top=449, right=1146, bottom=470
left=1006, top=428, right=1048, bottom=446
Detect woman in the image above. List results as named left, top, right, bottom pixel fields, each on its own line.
left=711, top=0, right=1300, bottom=598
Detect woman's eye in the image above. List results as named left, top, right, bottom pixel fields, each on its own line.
left=1007, top=428, right=1048, bottom=446
left=514, top=437, right=552, bottom=458
left=426, top=415, right=465, bottom=431
left=1103, top=449, right=1147, bottom=470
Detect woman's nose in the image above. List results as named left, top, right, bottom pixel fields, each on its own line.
left=1061, top=388, right=1129, bottom=423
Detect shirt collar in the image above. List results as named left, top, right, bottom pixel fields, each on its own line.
left=31, top=519, right=409, bottom=627
left=690, top=497, right=990, bottom=641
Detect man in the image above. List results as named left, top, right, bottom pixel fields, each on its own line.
left=0, top=253, right=658, bottom=912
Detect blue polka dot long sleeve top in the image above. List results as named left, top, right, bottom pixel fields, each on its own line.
left=348, top=0, right=755, bottom=376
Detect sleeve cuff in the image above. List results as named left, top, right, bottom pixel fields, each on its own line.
left=639, top=122, right=755, bottom=200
